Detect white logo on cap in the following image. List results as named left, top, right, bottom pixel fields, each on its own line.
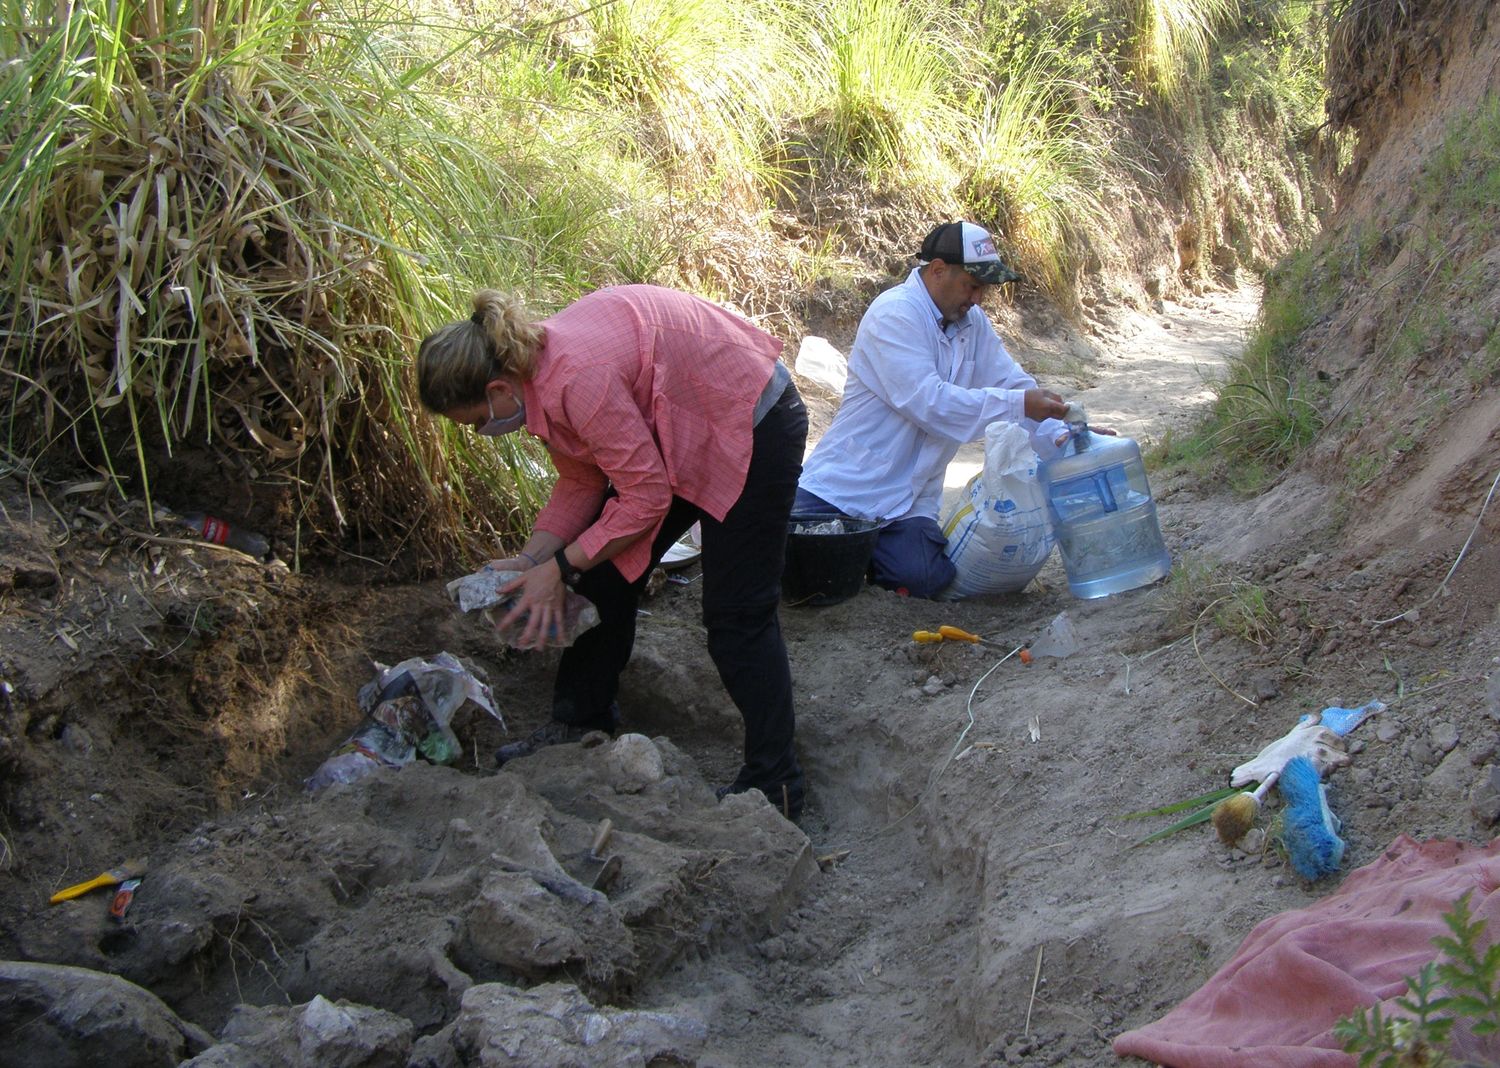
left=972, top=237, right=997, bottom=259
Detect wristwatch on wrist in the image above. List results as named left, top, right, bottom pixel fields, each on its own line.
left=554, top=547, right=581, bottom=589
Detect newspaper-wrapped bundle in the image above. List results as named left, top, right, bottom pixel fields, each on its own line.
left=445, top=568, right=602, bottom=648
left=305, top=652, right=502, bottom=792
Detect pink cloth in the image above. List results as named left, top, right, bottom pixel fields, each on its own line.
left=523, top=285, right=781, bottom=581
left=1114, top=835, right=1500, bottom=1068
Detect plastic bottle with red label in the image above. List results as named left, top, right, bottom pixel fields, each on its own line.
left=178, top=512, right=270, bottom=559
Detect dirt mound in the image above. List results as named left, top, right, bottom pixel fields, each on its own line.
left=21, top=742, right=809, bottom=1034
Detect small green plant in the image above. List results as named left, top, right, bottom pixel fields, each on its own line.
left=1335, top=892, right=1500, bottom=1067
left=1419, top=91, right=1500, bottom=234
left=1467, top=329, right=1500, bottom=389
left=1215, top=1, right=1324, bottom=128
left=1346, top=450, right=1385, bottom=489
left=1160, top=555, right=1278, bottom=646
left=1143, top=425, right=1221, bottom=480
left=1214, top=579, right=1277, bottom=645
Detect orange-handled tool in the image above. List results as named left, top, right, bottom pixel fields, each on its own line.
left=942, top=626, right=1015, bottom=650
left=49, top=859, right=147, bottom=905
left=912, top=626, right=1011, bottom=650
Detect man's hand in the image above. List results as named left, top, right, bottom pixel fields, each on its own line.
left=1054, top=424, right=1119, bottom=447
left=1024, top=388, right=1068, bottom=422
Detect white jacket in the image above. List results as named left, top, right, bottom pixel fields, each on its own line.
left=800, top=269, right=1065, bottom=522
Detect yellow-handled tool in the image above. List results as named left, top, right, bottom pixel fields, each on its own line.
left=49, top=859, right=147, bottom=905
left=912, top=626, right=1009, bottom=649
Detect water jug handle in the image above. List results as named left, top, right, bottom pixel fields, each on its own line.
left=1092, top=471, right=1118, bottom=513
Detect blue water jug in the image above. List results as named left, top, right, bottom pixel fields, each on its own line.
left=1038, top=424, right=1171, bottom=599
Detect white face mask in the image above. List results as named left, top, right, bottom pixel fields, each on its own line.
left=478, top=389, right=526, bottom=437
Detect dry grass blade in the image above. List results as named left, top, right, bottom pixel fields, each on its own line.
left=1326, top=0, right=1417, bottom=128
left=1025, top=945, right=1043, bottom=1036
left=1130, top=799, right=1222, bottom=847
left=1192, top=610, right=1259, bottom=708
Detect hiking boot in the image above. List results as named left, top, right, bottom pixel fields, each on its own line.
left=495, top=721, right=586, bottom=766
left=496, top=702, right=621, bottom=767
left=715, top=777, right=805, bottom=822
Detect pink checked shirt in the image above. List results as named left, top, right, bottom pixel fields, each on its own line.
left=521, top=285, right=783, bottom=582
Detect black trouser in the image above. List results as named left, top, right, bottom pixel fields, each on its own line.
left=551, top=381, right=809, bottom=791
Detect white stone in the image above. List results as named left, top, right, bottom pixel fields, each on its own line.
left=605, top=733, right=665, bottom=793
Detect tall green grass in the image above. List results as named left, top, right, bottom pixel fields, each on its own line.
left=962, top=11, right=1116, bottom=297
left=0, top=0, right=662, bottom=565
left=1128, top=0, right=1239, bottom=102
left=0, top=0, right=1328, bottom=565
left=565, top=0, right=802, bottom=199
left=793, top=0, right=968, bottom=188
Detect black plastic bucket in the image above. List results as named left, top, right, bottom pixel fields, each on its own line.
left=781, top=513, right=886, bottom=607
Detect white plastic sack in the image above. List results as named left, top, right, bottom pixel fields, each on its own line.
left=939, top=421, right=1055, bottom=599
left=795, top=336, right=848, bottom=395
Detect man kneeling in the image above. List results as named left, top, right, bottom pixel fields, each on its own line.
left=796, top=221, right=1071, bottom=599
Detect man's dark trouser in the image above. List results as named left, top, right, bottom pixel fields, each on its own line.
left=551, top=382, right=808, bottom=793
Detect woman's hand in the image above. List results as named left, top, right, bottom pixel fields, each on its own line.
left=496, top=560, right=568, bottom=649
left=483, top=555, right=535, bottom=573
left=485, top=535, right=560, bottom=577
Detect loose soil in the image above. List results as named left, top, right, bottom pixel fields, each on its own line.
left=3, top=287, right=1499, bottom=1066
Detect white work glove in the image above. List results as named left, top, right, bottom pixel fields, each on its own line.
left=1231, top=721, right=1349, bottom=787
